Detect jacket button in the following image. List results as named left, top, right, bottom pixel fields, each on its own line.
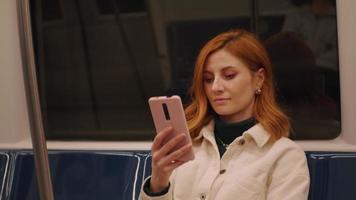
left=219, top=169, right=226, bottom=174
left=238, top=139, right=245, bottom=145
left=200, top=193, right=206, bottom=200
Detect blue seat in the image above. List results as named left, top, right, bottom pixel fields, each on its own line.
left=142, top=154, right=152, bottom=180
left=0, top=152, right=10, bottom=199
left=1, top=150, right=356, bottom=200
left=8, top=151, right=144, bottom=200
left=306, top=152, right=356, bottom=200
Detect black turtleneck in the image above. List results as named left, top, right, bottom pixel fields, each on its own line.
left=214, top=116, right=256, bottom=158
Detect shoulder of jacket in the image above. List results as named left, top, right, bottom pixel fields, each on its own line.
left=269, top=137, right=306, bottom=159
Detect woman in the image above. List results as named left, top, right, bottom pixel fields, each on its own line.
left=140, top=29, right=310, bottom=200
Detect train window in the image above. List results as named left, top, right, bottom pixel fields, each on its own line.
left=258, top=0, right=340, bottom=139
left=96, top=0, right=146, bottom=15
left=28, top=0, right=340, bottom=141
left=41, top=0, right=63, bottom=21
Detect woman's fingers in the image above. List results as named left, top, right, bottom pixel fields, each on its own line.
left=150, top=133, right=193, bottom=191
left=162, top=160, right=185, bottom=172
left=159, top=134, right=186, bottom=156
left=152, top=134, right=186, bottom=165
left=151, top=126, right=174, bottom=151
left=160, top=143, right=192, bottom=168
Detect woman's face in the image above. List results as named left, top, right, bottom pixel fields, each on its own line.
left=203, top=49, right=265, bottom=123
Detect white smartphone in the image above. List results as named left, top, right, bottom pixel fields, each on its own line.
left=148, top=95, right=194, bottom=162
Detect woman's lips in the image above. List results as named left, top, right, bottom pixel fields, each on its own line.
left=213, top=98, right=230, bottom=105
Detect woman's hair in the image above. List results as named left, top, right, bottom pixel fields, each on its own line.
left=185, top=29, right=290, bottom=141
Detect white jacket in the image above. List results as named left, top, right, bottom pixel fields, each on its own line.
left=140, top=121, right=310, bottom=200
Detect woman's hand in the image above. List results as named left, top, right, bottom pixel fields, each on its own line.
left=150, top=126, right=192, bottom=193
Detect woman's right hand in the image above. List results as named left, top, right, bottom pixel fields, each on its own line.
left=150, top=126, right=192, bottom=193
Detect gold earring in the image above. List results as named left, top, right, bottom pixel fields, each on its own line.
left=255, top=88, right=262, bottom=95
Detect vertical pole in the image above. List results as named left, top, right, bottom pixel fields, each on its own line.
left=250, top=0, right=259, bottom=34
left=17, top=1, right=55, bottom=200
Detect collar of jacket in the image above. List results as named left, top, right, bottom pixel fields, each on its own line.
left=193, top=120, right=271, bottom=148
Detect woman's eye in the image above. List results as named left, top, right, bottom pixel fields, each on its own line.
left=224, top=73, right=236, bottom=80
left=203, top=77, right=214, bottom=83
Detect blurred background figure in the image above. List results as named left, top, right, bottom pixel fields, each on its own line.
left=265, top=31, right=339, bottom=139
left=282, top=0, right=338, bottom=70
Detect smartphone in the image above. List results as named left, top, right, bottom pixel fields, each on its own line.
left=148, top=95, right=194, bottom=162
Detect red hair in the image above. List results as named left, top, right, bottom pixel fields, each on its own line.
left=185, top=29, right=290, bottom=141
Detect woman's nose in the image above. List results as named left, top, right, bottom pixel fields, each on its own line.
left=212, top=78, right=224, bottom=92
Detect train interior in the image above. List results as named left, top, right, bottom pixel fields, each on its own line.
left=1, top=0, right=356, bottom=199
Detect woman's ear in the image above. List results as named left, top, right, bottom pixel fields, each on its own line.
left=255, top=68, right=265, bottom=88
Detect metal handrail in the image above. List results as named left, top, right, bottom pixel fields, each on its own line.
left=17, top=0, right=54, bottom=200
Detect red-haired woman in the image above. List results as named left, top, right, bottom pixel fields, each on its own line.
left=140, top=29, right=310, bottom=200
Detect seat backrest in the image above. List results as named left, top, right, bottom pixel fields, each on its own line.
left=306, top=152, right=356, bottom=200
left=2, top=150, right=356, bottom=200
left=8, top=151, right=147, bottom=200
left=0, top=152, right=10, bottom=199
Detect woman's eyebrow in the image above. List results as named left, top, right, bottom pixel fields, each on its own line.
left=204, top=66, right=236, bottom=73
left=221, top=66, right=236, bottom=71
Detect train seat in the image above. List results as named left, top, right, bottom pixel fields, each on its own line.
left=306, top=152, right=356, bottom=200
left=1, top=150, right=356, bottom=200
left=4, top=151, right=150, bottom=200
left=0, top=152, right=10, bottom=198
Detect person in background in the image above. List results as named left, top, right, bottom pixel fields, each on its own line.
left=282, top=0, right=338, bottom=70
left=282, top=0, right=340, bottom=105
left=265, top=31, right=339, bottom=139
left=140, top=29, right=310, bottom=200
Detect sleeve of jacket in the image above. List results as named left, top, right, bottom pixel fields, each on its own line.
left=139, top=176, right=173, bottom=200
left=139, top=168, right=179, bottom=200
left=266, top=145, right=310, bottom=200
